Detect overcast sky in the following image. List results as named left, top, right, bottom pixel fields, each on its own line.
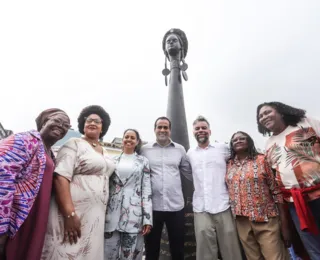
left=1, top=0, right=319, bottom=149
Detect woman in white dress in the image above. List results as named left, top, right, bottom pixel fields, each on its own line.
left=41, top=105, right=116, bottom=260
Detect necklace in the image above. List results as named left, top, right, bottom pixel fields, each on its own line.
left=83, top=137, right=100, bottom=147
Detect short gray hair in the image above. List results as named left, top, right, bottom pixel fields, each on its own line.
left=193, top=115, right=210, bottom=127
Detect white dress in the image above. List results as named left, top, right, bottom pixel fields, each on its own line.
left=41, top=138, right=115, bottom=260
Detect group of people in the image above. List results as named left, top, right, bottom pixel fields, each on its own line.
left=0, top=101, right=319, bottom=260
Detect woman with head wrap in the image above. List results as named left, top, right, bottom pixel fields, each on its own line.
left=257, top=101, right=320, bottom=259
left=0, top=108, right=71, bottom=260
left=41, top=105, right=116, bottom=260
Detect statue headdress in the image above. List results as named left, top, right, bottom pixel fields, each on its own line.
left=162, top=28, right=188, bottom=59
left=162, top=28, right=189, bottom=86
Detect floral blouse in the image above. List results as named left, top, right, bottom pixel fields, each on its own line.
left=226, top=154, right=283, bottom=222
left=265, top=117, right=320, bottom=201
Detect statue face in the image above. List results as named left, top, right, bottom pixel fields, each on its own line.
left=165, top=34, right=181, bottom=57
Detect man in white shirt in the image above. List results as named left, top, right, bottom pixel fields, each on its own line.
left=187, top=116, right=242, bottom=260
left=140, top=116, right=192, bottom=260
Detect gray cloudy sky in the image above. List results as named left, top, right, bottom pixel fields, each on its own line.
left=1, top=0, right=320, bottom=149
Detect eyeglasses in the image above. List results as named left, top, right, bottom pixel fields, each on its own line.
left=51, top=118, right=71, bottom=129
left=85, top=117, right=103, bottom=124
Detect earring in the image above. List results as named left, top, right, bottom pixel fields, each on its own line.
left=180, top=49, right=188, bottom=81
left=162, top=56, right=170, bottom=86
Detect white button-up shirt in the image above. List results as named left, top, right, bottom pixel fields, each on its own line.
left=140, top=141, right=192, bottom=212
left=187, top=143, right=230, bottom=214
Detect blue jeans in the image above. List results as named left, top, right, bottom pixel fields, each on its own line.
left=289, top=198, right=320, bottom=260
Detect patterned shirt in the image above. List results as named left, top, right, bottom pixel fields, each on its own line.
left=265, top=117, right=320, bottom=201
left=226, top=154, right=283, bottom=222
left=0, top=130, right=47, bottom=237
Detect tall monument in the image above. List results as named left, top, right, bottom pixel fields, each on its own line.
left=161, top=28, right=196, bottom=259
left=162, top=28, right=190, bottom=150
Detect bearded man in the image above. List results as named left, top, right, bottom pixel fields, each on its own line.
left=187, top=116, right=243, bottom=260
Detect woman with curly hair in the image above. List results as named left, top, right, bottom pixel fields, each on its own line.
left=104, top=129, right=152, bottom=260
left=257, top=101, right=320, bottom=259
left=0, top=108, right=70, bottom=260
left=226, top=131, right=290, bottom=260
left=41, top=105, right=116, bottom=260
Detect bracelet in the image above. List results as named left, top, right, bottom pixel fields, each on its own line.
left=65, top=211, right=75, bottom=218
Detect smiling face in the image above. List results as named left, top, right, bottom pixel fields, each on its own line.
left=123, top=130, right=139, bottom=152
left=258, top=105, right=285, bottom=134
left=40, top=113, right=70, bottom=143
left=155, top=119, right=171, bottom=145
left=193, top=121, right=211, bottom=145
left=83, top=114, right=102, bottom=140
left=231, top=132, right=248, bottom=154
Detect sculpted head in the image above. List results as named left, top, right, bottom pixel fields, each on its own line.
left=162, top=28, right=188, bottom=60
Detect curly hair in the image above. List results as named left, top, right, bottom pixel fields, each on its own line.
left=123, top=129, right=143, bottom=154
left=162, top=28, right=188, bottom=59
left=77, top=105, right=111, bottom=139
left=256, top=102, right=306, bottom=136
left=229, top=131, right=260, bottom=160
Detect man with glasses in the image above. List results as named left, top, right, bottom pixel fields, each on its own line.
left=140, top=116, right=192, bottom=260
left=187, top=116, right=242, bottom=260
